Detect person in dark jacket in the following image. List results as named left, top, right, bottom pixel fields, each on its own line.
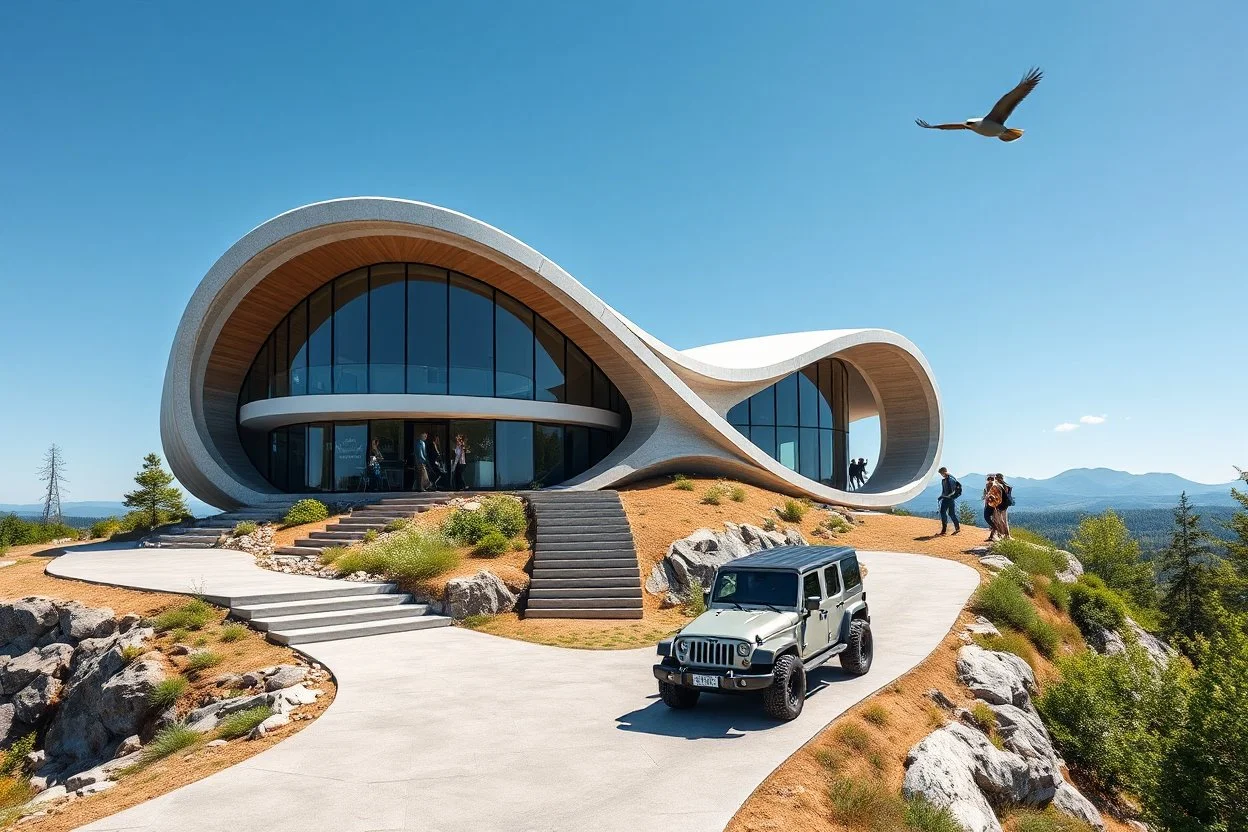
left=937, top=467, right=961, bottom=535
left=848, top=459, right=862, bottom=489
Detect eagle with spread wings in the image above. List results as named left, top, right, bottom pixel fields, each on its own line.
left=916, top=67, right=1043, bottom=142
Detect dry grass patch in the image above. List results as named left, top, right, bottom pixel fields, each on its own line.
left=462, top=612, right=686, bottom=650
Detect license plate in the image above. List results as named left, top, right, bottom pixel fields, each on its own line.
left=691, top=674, right=720, bottom=689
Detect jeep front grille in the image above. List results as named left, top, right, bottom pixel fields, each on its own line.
left=683, top=638, right=738, bottom=668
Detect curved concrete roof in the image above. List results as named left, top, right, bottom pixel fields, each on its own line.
left=162, top=198, right=942, bottom=509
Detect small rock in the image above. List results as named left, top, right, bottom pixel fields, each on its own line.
left=169, top=643, right=194, bottom=656
left=213, top=673, right=244, bottom=689
left=58, top=602, right=117, bottom=641
left=956, top=645, right=1036, bottom=708
left=207, top=739, right=227, bottom=747
left=76, top=781, right=115, bottom=797
left=65, top=767, right=107, bottom=791
left=279, top=684, right=320, bottom=706
left=248, top=712, right=290, bottom=738
left=239, top=671, right=264, bottom=689
left=965, top=616, right=1001, bottom=638
left=116, top=735, right=142, bottom=757
left=979, top=555, right=1015, bottom=572
left=30, top=785, right=68, bottom=805
left=444, top=571, right=517, bottom=619
left=117, top=613, right=142, bottom=633
left=24, top=749, right=46, bottom=770
left=264, top=665, right=308, bottom=691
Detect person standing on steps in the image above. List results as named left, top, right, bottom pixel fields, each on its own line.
left=937, top=467, right=962, bottom=535
left=415, top=432, right=431, bottom=492
left=994, top=473, right=1014, bottom=540
left=427, top=435, right=445, bottom=491
left=452, top=434, right=468, bottom=491
left=983, top=475, right=1004, bottom=542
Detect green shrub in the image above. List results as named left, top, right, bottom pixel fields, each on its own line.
left=890, top=506, right=913, bottom=517
left=672, top=474, right=695, bottom=491
left=219, top=623, right=248, bottom=643
left=474, top=530, right=509, bottom=558
left=0, top=734, right=35, bottom=777
left=904, top=796, right=964, bottom=832
left=511, top=537, right=528, bottom=551
left=90, top=517, right=123, bottom=539
left=861, top=703, right=889, bottom=727
left=215, top=705, right=274, bottom=740
left=318, top=545, right=346, bottom=565
left=460, top=614, right=493, bottom=629
left=136, top=723, right=201, bottom=766
left=1026, top=618, right=1061, bottom=658
left=363, top=528, right=378, bottom=543
left=1012, top=809, right=1097, bottom=832
left=1068, top=575, right=1128, bottom=637
left=994, top=538, right=1063, bottom=579
left=479, top=496, right=527, bottom=538
left=970, top=701, right=996, bottom=732
left=442, top=507, right=496, bottom=544
left=282, top=498, right=329, bottom=528
left=971, top=573, right=1036, bottom=632
left=383, top=518, right=410, bottom=533
left=973, top=629, right=1038, bottom=669
left=684, top=579, right=707, bottom=617
left=1000, top=564, right=1036, bottom=596
left=728, top=485, right=747, bottom=502
left=1012, top=527, right=1058, bottom=549
left=1046, top=579, right=1072, bottom=612
left=333, top=527, right=459, bottom=583
left=701, top=485, right=726, bottom=506
left=762, top=518, right=777, bottom=532
left=149, top=676, right=189, bottom=709
left=153, top=599, right=215, bottom=632
left=231, top=521, right=258, bottom=538
left=185, top=650, right=224, bottom=673
left=777, top=498, right=809, bottom=523
left=827, top=778, right=901, bottom=828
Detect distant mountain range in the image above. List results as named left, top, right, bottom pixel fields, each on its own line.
left=901, top=467, right=1241, bottom=513
left=0, top=499, right=218, bottom=520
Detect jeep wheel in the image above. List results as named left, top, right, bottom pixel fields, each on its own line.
left=658, top=681, right=700, bottom=709
left=840, top=619, right=873, bottom=675
left=762, top=654, right=806, bottom=721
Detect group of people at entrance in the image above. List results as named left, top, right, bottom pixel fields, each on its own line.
left=936, top=467, right=1014, bottom=541
left=848, top=458, right=870, bottom=490
left=366, top=434, right=470, bottom=493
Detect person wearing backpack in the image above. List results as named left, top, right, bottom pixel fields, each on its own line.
left=994, top=473, right=1014, bottom=539
left=983, top=475, right=1004, bottom=542
left=937, top=467, right=962, bottom=535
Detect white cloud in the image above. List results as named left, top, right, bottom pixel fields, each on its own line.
left=1079, top=414, right=1108, bottom=425
left=1054, top=422, right=1080, bottom=432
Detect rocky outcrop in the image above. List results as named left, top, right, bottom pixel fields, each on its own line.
left=1086, top=616, right=1174, bottom=671
left=904, top=644, right=1104, bottom=832
left=645, top=522, right=808, bottom=605
left=443, top=571, right=517, bottom=619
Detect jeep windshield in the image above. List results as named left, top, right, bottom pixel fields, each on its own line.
left=711, top=570, right=798, bottom=609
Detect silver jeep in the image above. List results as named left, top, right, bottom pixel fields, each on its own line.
left=653, top=545, right=872, bottom=721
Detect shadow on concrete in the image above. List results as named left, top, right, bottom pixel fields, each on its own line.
left=614, top=667, right=850, bottom=739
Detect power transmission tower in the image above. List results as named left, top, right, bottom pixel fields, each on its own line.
left=39, top=444, right=68, bottom=524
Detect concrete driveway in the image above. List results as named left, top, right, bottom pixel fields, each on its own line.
left=69, top=549, right=977, bottom=832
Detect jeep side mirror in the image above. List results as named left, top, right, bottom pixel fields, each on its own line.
left=703, top=587, right=712, bottom=606
left=805, top=596, right=821, bottom=612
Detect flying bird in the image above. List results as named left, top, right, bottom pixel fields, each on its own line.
left=916, top=67, right=1043, bottom=142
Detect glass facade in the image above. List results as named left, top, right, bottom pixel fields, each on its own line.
left=726, top=358, right=851, bottom=490
left=263, top=418, right=618, bottom=493
left=240, top=263, right=625, bottom=411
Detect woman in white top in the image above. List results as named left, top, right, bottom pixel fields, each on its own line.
left=452, top=435, right=468, bottom=491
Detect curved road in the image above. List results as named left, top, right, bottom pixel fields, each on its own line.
left=51, top=546, right=977, bottom=832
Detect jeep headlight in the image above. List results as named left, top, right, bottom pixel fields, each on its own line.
left=736, top=642, right=751, bottom=657
left=676, top=639, right=690, bottom=657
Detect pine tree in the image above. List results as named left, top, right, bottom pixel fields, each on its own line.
left=957, top=502, right=977, bottom=527
left=1157, top=492, right=1223, bottom=645
left=1225, top=468, right=1248, bottom=615
left=123, top=453, right=190, bottom=530
left=38, top=444, right=68, bottom=525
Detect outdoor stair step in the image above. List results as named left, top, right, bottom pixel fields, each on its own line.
left=525, top=608, right=643, bottom=620
left=530, top=567, right=640, bottom=581
left=266, top=614, right=452, bottom=645
left=154, top=534, right=221, bottom=544
left=527, top=596, right=643, bottom=610
left=292, top=539, right=348, bottom=549
left=536, top=531, right=634, bottom=543
left=227, top=583, right=398, bottom=607
left=536, top=521, right=631, bottom=532
left=528, top=586, right=641, bottom=599
left=536, top=540, right=636, bottom=552
left=275, top=546, right=325, bottom=557
left=350, top=509, right=420, bottom=517
left=232, top=593, right=411, bottom=620
left=530, top=559, right=640, bottom=571
left=249, top=604, right=431, bottom=632
left=308, top=531, right=366, bottom=541
left=149, top=540, right=215, bottom=549
left=335, top=517, right=394, bottom=526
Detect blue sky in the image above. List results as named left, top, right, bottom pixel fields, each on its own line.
left=1, top=2, right=1244, bottom=504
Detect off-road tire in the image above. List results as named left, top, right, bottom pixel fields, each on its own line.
left=658, top=681, right=700, bottom=709
left=762, top=654, right=806, bottom=721
left=840, top=619, right=873, bottom=675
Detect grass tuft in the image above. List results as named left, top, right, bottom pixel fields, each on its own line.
left=282, top=498, right=329, bottom=528
left=701, top=485, right=727, bottom=506
left=215, top=705, right=273, bottom=740
left=120, top=644, right=146, bottom=664
left=149, top=676, right=189, bottom=710
left=973, top=629, right=1038, bottom=669
left=231, top=520, right=258, bottom=538
left=474, top=530, right=510, bottom=557
left=185, top=650, right=224, bottom=673
left=219, top=623, right=248, bottom=643
left=153, top=599, right=215, bottom=632
left=383, top=518, right=410, bottom=533
left=861, top=702, right=890, bottom=727
left=1013, top=808, right=1098, bottom=832
left=672, top=474, right=695, bottom=491
left=331, top=526, right=460, bottom=583
left=134, top=723, right=201, bottom=767
left=776, top=498, right=809, bottom=523
left=728, top=485, right=747, bottom=502
left=904, top=796, right=964, bottom=832
left=834, top=721, right=874, bottom=753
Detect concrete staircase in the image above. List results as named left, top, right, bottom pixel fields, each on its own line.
left=525, top=490, right=643, bottom=620
left=274, top=493, right=481, bottom=558
left=145, top=505, right=295, bottom=549
left=229, top=582, right=451, bottom=645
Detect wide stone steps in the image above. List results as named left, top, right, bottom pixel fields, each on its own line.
left=274, top=546, right=323, bottom=557
left=525, top=490, right=642, bottom=620
left=226, top=583, right=449, bottom=644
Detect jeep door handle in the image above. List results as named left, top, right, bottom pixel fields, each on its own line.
left=836, top=601, right=844, bottom=608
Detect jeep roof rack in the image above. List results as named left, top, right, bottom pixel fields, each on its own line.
left=724, top=545, right=857, bottom=572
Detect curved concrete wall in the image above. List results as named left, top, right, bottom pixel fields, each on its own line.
left=161, top=198, right=943, bottom=510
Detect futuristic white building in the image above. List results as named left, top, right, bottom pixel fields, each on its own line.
left=161, top=198, right=942, bottom=510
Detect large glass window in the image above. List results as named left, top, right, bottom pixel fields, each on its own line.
left=495, top=421, right=534, bottom=489
left=273, top=319, right=289, bottom=398
left=370, top=419, right=405, bottom=491
left=289, top=300, right=308, bottom=396
left=369, top=264, right=406, bottom=394
left=449, top=274, right=494, bottom=396
left=495, top=293, right=534, bottom=400
left=333, top=422, right=368, bottom=491
left=451, top=420, right=494, bottom=490
left=725, top=358, right=850, bottom=490
left=534, top=424, right=564, bottom=487
left=566, top=344, right=592, bottom=407
left=566, top=425, right=590, bottom=478
left=307, top=284, right=333, bottom=395
left=407, top=266, right=448, bottom=394
left=534, top=318, right=565, bottom=403
left=333, top=269, right=368, bottom=394
left=307, top=423, right=332, bottom=491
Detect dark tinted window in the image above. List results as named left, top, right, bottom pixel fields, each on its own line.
left=495, top=421, right=534, bottom=489
left=306, top=423, right=332, bottom=490
left=566, top=344, right=592, bottom=407
left=449, top=274, right=494, bottom=396
left=803, top=572, right=821, bottom=601
left=842, top=555, right=862, bottom=590
left=369, top=265, right=406, bottom=394
left=824, top=565, right=841, bottom=596
left=407, top=267, right=448, bottom=394
left=775, top=373, right=799, bottom=427
left=495, top=293, right=534, bottom=399
left=333, top=422, right=368, bottom=491
left=750, top=426, right=776, bottom=458
left=287, top=425, right=306, bottom=489
left=273, top=318, right=289, bottom=397
left=534, top=318, right=565, bottom=402
left=333, top=269, right=368, bottom=394
left=288, top=299, right=308, bottom=396
left=307, top=284, right=333, bottom=395
left=534, top=424, right=564, bottom=487
left=799, top=427, right=819, bottom=481
left=727, top=400, right=749, bottom=427
left=798, top=367, right=819, bottom=427
left=566, top=425, right=590, bottom=478
left=450, top=419, right=494, bottom=489
left=749, top=385, right=775, bottom=425
left=713, top=570, right=798, bottom=607
left=592, top=366, right=610, bottom=410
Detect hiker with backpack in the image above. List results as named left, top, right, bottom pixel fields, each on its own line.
left=994, top=473, right=1014, bottom=539
left=937, top=467, right=962, bottom=535
left=983, top=475, right=1004, bottom=542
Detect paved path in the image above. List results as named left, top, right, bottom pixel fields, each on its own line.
left=51, top=545, right=977, bottom=832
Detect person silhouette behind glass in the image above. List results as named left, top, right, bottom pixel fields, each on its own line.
left=415, top=432, right=431, bottom=492
left=452, top=435, right=468, bottom=491
left=427, top=436, right=445, bottom=491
